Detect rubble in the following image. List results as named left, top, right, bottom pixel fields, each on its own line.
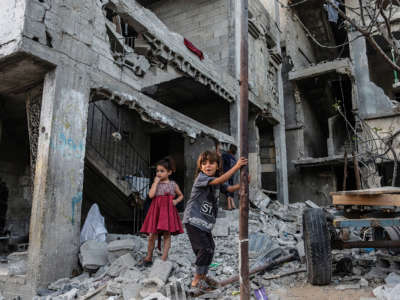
left=79, top=240, right=108, bottom=271
left=37, top=198, right=396, bottom=299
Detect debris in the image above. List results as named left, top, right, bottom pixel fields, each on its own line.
left=8, top=259, right=27, bottom=276
left=122, top=283, right=141, bottom=300
left=335, top=283, right=361, bottom=290
left=80, top=204, right=107, bottom=244
left=106, top=281, right=123, bottom=295
left=79, top=240, right=108, bottom=271
left=107, top=253, right=136, bottom=277
left=305, top=200, right=320, bottom=208
left=385, top=272, right=400, bottom=286
left=249, top=232, right=275, bottom=259
left=359, top=278, right=369, bottom=287
left=142, top=292, right=170, bottom=300
left=107, top=238, right=141, bottom=263
left=249, top=187, right=271, bottom=211
left=148, top=259, right=173, bottom=285
left=296, top=241, right=305, bottom=264
left=164, top=281, right=187, bottom=300
left=373, top=283, right=400, bottom=300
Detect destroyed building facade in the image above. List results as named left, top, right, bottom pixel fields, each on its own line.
left=0, top=0, right=287, bottom=295
left=281, top=0, right=400, bottom=206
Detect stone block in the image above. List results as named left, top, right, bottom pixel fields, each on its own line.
left=106, top=281, right=123, bottom=296
left=108, top=239, right=137, bottom=252
left=116, top=268, right=143, bottom=283
left=122, top=283, right=141, bottom=300
left=148, top=259, right=173, bottom=284
left=80, top=240, right=108, bottom=270
left=142, top=293, right=170, bottom=300
left=108, top=238, right=142, bottom=263
left=107, top=253, right=136, bottom=277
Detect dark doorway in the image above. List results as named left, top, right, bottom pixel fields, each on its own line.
left=150, top=131, right=185, bottom=211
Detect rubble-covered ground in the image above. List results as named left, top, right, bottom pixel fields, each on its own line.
left=3, top=199, right=400, bottom=299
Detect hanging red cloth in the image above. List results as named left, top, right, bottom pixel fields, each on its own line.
left=184, top=38, right=204, bottom=60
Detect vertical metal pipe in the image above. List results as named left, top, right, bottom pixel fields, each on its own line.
left=239, top=0, right=250, bottom=298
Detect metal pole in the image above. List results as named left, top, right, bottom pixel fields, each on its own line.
left=239, top=0, right=249, bottom=299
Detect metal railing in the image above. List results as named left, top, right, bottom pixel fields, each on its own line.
left=87, top=102, right=151, bottom=232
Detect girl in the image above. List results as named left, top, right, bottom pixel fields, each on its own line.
left=140, top=157, right=184, bottom=265
left=183, top=150, right=247, bottom=291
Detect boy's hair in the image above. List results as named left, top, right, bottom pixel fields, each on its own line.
left=195, top=150, right=222, bottom=178
left=229, top=144, right=237, bottom=155
left=156, top=156, right=176, bottom=172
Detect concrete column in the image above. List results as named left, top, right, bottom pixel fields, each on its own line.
left=248, top=113, right=262, bottom=189
left=28, top=67, right=90, bottom=289
left=274, top=63, right=289, bottom=206
left=349, top=31, right=393, bottom=116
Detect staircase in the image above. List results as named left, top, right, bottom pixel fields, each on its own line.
left=83, top=102, right=152, bottom=233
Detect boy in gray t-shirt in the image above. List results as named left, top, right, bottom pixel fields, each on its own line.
left=183, top=150, right=247, bottom=291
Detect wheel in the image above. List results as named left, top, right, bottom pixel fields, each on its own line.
left=303, top=208, right=332, bottom=285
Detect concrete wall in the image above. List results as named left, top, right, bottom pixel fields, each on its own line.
left=148, top=0, right=235, bottom=74
left=0, top=0, right=26, bottom=57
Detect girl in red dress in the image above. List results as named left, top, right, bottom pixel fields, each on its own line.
left=140, top=157, right=184, bottom=265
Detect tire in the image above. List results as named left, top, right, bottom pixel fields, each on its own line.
left=303, top=208, right=332, bottom=285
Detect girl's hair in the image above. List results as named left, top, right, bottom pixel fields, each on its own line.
left=156, top=156, right=176, bottom=172
left=195, top=150, right=222, bottom=178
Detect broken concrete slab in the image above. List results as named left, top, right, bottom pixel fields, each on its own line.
left=249, top=187, right=271, bottom=211
left=108, top=238, right=141, bottom=263
left=80, top=240, right=108, bottom=270
left=107, top=253, right=136, bottom=277
left=148, top=259, right=173, bottom=285
left=106, top=281, right=123, bottom=295
left=289, top=58, right=353, bottom=81
left=122, top=282, right=141, bottom=300
left=249, top=232, right=275, bottom=259
left=116, top=267, right=143, bottom=283
left=385, top=272, right=400, bottom=286
left=142, top=292, right=170, bottom=300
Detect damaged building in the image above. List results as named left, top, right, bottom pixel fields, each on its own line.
left=281, top=0, right=400, bottom=206
left=0, top=0, right=288, bottom=296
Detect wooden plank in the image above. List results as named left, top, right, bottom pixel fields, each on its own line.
left=331, top=186, right=400, bottom=196
left=332, top=194, right=400, bottom=206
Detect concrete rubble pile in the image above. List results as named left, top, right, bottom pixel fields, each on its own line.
left=33, top=190, right=393, bottom=299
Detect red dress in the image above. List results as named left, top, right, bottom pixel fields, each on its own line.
left=140, top=181, right=184, bottom=235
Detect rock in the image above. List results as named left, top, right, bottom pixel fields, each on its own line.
left=52, top=288, right=78, bottom=300
left=359, top=278, right=369, bottom=287
left=106, top=281, right=123, bottom=295
left=148, top=259, right=173, bottom=284
left=80, top=240, right=108, bottom=270
left=212, top=218, right=230, bottom=237
left=249, top=187, right=271, bottom=211
left=8, top=259, right=27, bottom=275
left=48, top=277, right=71, bottom=291
left=335, top=283, right=361, bottom=290
left=198, top=289, right=221, bottom=298
left=365, top=267, right=387, bottom=281
left=122, top=283, right=141, bottom=300
left=108, top=238, right=143, bottom=263
left=142, top=292, right=170, bottom=300
left=223, top=266, right=234, bottom=275
left=107, top=253, right=136, bottom=277
left=248, top=232, right=275, bottom=259
left=385, top=272, right=400, bottom=286
left=116, top=268, right=143, bottom=283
